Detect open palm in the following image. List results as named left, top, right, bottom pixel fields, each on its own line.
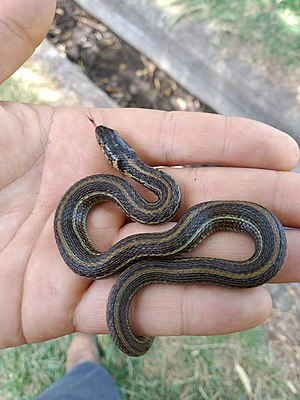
left=0, top=1, right=299, bottom=350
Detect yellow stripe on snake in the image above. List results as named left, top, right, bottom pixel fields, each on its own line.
left=54, top=124, right=286, bottom=357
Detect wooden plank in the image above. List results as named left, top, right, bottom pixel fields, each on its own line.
left=75, top=0, right=300, bottom=139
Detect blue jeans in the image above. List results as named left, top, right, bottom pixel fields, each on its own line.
left=35, top=362, right=121, bottom=400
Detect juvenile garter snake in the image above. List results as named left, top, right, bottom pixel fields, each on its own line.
left=54, top=124, right=287, bottom=357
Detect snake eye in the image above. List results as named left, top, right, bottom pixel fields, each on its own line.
left=96, top=125, right=134, bottom=159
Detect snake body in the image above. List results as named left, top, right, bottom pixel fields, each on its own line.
left=54, top=125, right=287, bottom=357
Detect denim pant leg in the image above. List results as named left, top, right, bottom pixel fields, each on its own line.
left=34, top=362, right=121, bottom=400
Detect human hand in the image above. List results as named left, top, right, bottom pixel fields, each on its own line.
left=0, top=105, right=299, bottom=348
left=0, top=0, right=299, bottom=350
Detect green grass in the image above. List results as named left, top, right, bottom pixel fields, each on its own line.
left=0, top=75, right=41, bottom=104
left=0, top=336, right=71, bottom=399
left=159, top=0, right=300, bottom=69
left=0, top=328, right=298, bottom=399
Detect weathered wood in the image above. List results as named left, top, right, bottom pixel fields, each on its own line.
left=75, top=0, right=299, bottom=139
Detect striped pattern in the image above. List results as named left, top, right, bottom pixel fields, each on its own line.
left=106, top=201, right=286, bottom=356
left=54, top=126, right=287, bottom=357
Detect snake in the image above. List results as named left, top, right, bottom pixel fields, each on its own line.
left=54, top=123, right=287, bottom=357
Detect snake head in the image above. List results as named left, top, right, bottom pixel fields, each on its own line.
left=95, top=125, right=134, bottom=169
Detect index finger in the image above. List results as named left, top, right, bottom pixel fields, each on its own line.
left=93, top=108, right=299, bottom=170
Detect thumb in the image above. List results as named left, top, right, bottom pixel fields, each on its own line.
left=0, top=0, right=56, bottom=83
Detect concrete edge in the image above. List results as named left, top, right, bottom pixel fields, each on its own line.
left=29, top=39, right=118, bottom=108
